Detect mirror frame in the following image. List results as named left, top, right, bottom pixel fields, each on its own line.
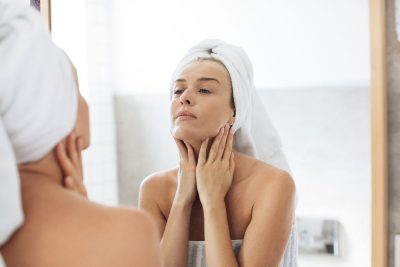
left=38, top=0, right=51, bottom=31
left=370, top=0, right=388, bottom=266
left=42, top=0, right=389, bottom=266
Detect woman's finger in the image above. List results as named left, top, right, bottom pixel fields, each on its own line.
left=76, top=137, right=83, bottom=169
left=67, top=132, right=78, bottom=165
left=198, top=138, right=209, bottom=165
left=184, top=142, right=195, bottom=165
left=229, top=152, right=235, bottom=173
left=64, top=176, right=77, bottom=190
left=55, top=142, right=74, bottom=175
left=65, top=176, right=88, bottom=198
left=208, top=127, right=224, bottom=162
left=223, top=128, right=234, bottom=162
left=174, top=137, right=188, bottom=161
left=216, top=124, right=229, bottom=160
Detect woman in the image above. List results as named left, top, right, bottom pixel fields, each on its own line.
left=139, top=40, right=298, bottom=267
left=60, top=39, right=298, bottom=267
left=0, top=3, right=160, bottom=267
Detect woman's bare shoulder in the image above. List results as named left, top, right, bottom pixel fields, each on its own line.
left=66, top=201, right=160, bottom=267
left=140, top=167, right=178, bottom=193
left=2, top=190, right=160, bottom=267
left=237, top=152, right=295, bottom=195
left=252, top=160, right=296, bottom=203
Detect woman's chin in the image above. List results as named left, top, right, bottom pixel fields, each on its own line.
left=171, top=126, right=203, bottom=141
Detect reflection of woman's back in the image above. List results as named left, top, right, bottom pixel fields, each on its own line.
left=0, top=3, right=160, bottom=267
left=139, top=40, right=298, bottom=267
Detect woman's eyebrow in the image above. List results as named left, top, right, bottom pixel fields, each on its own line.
left=175, top=77, right=221, bottom=85
left=197, top=77, right=220, bottom=84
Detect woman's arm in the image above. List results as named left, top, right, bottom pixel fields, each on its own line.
left=196, top=124, right=238, bottom=267
left=203, top=201, right=239, bottom=267
left=139, top=138, right=197, bottom=267
left=139, top=176, right=192, bottom=267
left=238, top=172, right=296, bottom=267
left=197, top=124, right=295, bottom=267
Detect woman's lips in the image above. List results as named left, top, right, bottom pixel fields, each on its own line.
left=176, top=115, right=196, bottom=121
left=176, top=111, right=197, bottom=121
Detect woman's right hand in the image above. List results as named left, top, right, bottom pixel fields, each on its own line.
left=173, top=138, right=197, bottom=205
left=55, top=132, right=88, bottom=198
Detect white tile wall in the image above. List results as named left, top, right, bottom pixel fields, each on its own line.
left=83, top=0, right=118, bottom=206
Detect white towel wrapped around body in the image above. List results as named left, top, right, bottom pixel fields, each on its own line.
left=0, top=1, right=78, bottom=245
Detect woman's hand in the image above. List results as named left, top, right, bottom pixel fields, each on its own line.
left=55, top=132, right=88, bottom=198
left=173, top=138, right=197, bottom=205
left=196, top=123, right=235, bottom=208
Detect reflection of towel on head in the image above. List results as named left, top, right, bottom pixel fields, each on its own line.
left=0, top=2, right=78, bottom=245
left=171, top=39, right=291, bottom=173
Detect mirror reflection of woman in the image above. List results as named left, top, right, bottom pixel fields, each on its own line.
left=139, top=40, right=298, bottom=267
left=61, top=40, right=298, bottom=267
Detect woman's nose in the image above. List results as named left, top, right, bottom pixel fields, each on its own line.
left=179, top=90, right=192, bottom=105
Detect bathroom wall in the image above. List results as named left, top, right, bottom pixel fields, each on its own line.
left=111, top=0, right=370, bottom=94
left=81, top=0, right=118, bottom=205
left=114, top=87, right=371, bottom=267
left=52, top=0, right=119, bottom=206
left=387, top=0, right=400, bottom=266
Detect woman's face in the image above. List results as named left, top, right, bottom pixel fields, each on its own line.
left=170, top=60, right=235, bottom=141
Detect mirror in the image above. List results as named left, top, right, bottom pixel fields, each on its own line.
left=46, top=0, right=388, bottom=266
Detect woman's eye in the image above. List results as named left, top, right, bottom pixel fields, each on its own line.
left=173, top=89, right=184, bottom=95
left=199, top=88, right=211, bottom=94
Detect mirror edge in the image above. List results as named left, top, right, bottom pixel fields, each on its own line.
left=370, top=0, right=389, bottom=266
left=39, top=0, right=51, bottom=31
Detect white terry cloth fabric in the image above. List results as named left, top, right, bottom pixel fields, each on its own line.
left=0, top=1, right=78, bottom=245
left=187, top=222, right=298, bottom=267
left=170, top=39, right=291, bottom=174
left=171, top=39, right=298, bottom=267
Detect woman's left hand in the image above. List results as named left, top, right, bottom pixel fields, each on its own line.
left=196, top=123, right=235, bottom=208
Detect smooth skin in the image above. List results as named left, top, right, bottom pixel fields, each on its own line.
left=139, top=60, right=296, bottom=267
left=0, top=65, right=161, bottom=267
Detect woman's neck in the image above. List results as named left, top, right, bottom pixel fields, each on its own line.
left=185, top=140, right=204, bottom=159
left=184, top=136, right=219, bottom=160
left=18, top=150, right=64, bottom=186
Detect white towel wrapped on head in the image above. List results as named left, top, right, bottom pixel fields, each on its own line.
left=170, top=39, right=291, bottom=173
left=0, top=1, right=78, bottom=245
